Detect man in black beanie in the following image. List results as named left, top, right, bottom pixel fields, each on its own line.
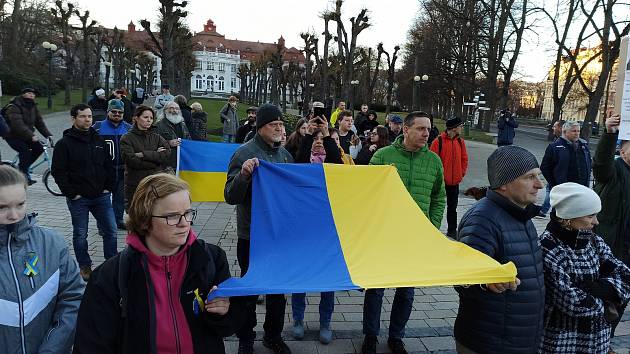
left=3, top=87, right=53, bottom=184
left=454, top=145, right=545, bottom=354
left=224, top=103, right=294, bottom=354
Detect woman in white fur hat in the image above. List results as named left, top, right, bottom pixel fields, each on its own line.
left=539, top=182, right=630, bottom=354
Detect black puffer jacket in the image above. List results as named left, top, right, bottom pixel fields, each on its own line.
left=51, top=127, right=114, bottom=199
left=454, top=190, right=545, bottom=354
left=4, top=95, right=52, bottom=141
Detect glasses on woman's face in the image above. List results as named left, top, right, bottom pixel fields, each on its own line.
left=152, top=209, right=197, bottom=226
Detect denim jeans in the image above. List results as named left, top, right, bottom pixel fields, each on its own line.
left=363, top=287, right=414, bottom=339
left=112, top=169, right=125, bottom=225
left=4, top=137, right=43, bottom=179
left=223, top=134, right=235, bottom=143
left=292, top=292, right=335, bottom=327
left=540, top=184, right=551, bottom=214
left=67, top=193, right=118, bottom=267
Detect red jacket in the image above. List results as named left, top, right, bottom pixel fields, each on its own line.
left=430, top=132, right=468, bottom=186
left=127, top=232, right=195, bottom=354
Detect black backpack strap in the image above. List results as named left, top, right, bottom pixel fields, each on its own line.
left=438, top=136, right=443, bottom=155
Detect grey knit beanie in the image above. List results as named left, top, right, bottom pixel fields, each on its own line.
left=487, top=146, right=539, bottom=189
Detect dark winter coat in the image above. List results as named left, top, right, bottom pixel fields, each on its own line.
left=88, top=97, right=108, bottom=122
left=119, top=126, right=171, bottom=203
left=220, top=104, right=239, bottom=136
left=191, top=111, right=208, bottom=141
left=593, top=132, right=630, bottom=261
left=4, top=96, right=52, bottom=141
left=541, top=137, right=592, bottom=187
left=235, top=121, right=256, bottom=144
left=92, top=119, right=132, bottom=170
left=178, top=103, right=193, bottom=134
left=51, top=127, right=114, bottom=199
left=72, top=233, right=245, bottom=354
left=354, top=111, right=371, bottom=133
left=224, top=133, right=294, bottom=240
left=155, top=118, right=191, bottom=169
left=454, top=190, right=545, bottom=354
left=539, top=218, right=630, bottom=354
left=497, top=115, right=519, bottom=145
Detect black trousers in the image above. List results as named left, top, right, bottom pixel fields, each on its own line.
left=236, top=237, right=286, bottom=341
left=445, top=184, right=459, bottom=234
left=5, top=138, right=43, bottom=178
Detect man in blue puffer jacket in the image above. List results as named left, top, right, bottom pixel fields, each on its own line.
left=455, top=145, right=545, bottom=354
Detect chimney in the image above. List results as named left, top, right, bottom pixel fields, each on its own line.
left=128, top=21, right=136, bottom=33
left=203, top=19, right=216, bottom=32
left=278, top=35, right=285, bottom=48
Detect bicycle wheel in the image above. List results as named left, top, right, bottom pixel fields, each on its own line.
left=43, top=169, right=63, bottom=196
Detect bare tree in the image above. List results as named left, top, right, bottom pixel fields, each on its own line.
left=379, top=43, right=400, bottom=115
left=75, top=9, right=97, bottom=103
left=51, top=0, right=76, bottom=105
left=332, top=0, right=370, bottom=107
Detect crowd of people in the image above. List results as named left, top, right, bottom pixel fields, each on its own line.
left=0, top=84, right=629, bottom=354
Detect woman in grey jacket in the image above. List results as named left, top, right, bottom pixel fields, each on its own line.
left=0, top=165, right=84, bottom=354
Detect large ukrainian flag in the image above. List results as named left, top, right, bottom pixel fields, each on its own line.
left=177, top=139, right=240, bottom=202
left=211, top=160, right=516, bottom=298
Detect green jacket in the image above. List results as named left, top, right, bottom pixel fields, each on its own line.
left=224, top=133, right=294, bottom=240
left=593, top=132, right=630, bottom=259
left=370, top=135, right=446, bottom=227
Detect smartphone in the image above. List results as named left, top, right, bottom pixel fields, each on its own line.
left=313, top=106, right=332, bottom=122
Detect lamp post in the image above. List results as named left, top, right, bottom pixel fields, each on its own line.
left=103, top=61, right=113, bottom=93
left=42, top=41, right=58, bottom=110
left=413, top=74, right=428, bottom=111
left=350, top=79, right=359, bottom=116
left=308, top=83, right=315, bottom=114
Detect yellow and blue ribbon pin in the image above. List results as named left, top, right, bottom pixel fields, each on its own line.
left=23, top=254, right=39, bottom=277
left=192, top=288, right=204, bottom=315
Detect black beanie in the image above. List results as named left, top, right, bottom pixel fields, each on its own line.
left=256, top=104, right=283, bottom=129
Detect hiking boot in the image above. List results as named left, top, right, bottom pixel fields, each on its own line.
left=292, top=320, right=304, bottom=340
left=79, top=265, right=92, bottom=281
left=387, top=337, right=408, bottom=354
left=27, top=179, right=37, bottom=186
left=361, top=335, right=378, bottom=354
left=262, top=337, right=291, bottom=354
left=319, top=325, right=333, bottom=344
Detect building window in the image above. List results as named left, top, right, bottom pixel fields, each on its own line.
left=195, top=60, right=202, bottom=70
left=207, top=61, right=214, bottom=70
left=207, top=75, right=214, bottom=91
left=218, top=76, right=225, bottom=91
left=195, top=75, right=203, bottom=89
left=231, top=64, right=236, bottom=73
left=218, top=62, right=225, bottom=72
left=231, top=77, right=237, bottom=88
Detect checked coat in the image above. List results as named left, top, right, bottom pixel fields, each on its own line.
left=539, top=221, right=630, bottom=353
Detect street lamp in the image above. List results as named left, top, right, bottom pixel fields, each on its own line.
left=413, top=74, right=428, bottom=111
left=308, top=83, right=315, bottom=115
left=350, top=79, right=359, bottom=116
left=103, top=61, right=113, bottom=93
left=42, top=41, right=58, bottom=110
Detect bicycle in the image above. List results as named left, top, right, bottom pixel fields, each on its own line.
left=1, top=139, right=63, bottom=196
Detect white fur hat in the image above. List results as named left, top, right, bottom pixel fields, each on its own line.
left=550, top=182, right=601, bottom=219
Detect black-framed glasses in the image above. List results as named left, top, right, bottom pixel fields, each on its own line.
left=152, top=209, right=197, bottom=225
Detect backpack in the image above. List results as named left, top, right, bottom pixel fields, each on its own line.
left=0, top=104, right=14, bottom=137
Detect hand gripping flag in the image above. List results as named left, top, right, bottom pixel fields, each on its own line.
left=209, top=160, right=516, bottom=299
left=177, top=139, right=240, bottom=202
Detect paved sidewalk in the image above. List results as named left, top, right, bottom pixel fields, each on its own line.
left=22, top=179, right=630, bottom=354
left=9, top=112, right=630, bottom=353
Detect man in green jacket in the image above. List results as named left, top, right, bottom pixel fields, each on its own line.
left=361, top=111, right=446, bottom=354
left=593, top=114, right=630, bottom=264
